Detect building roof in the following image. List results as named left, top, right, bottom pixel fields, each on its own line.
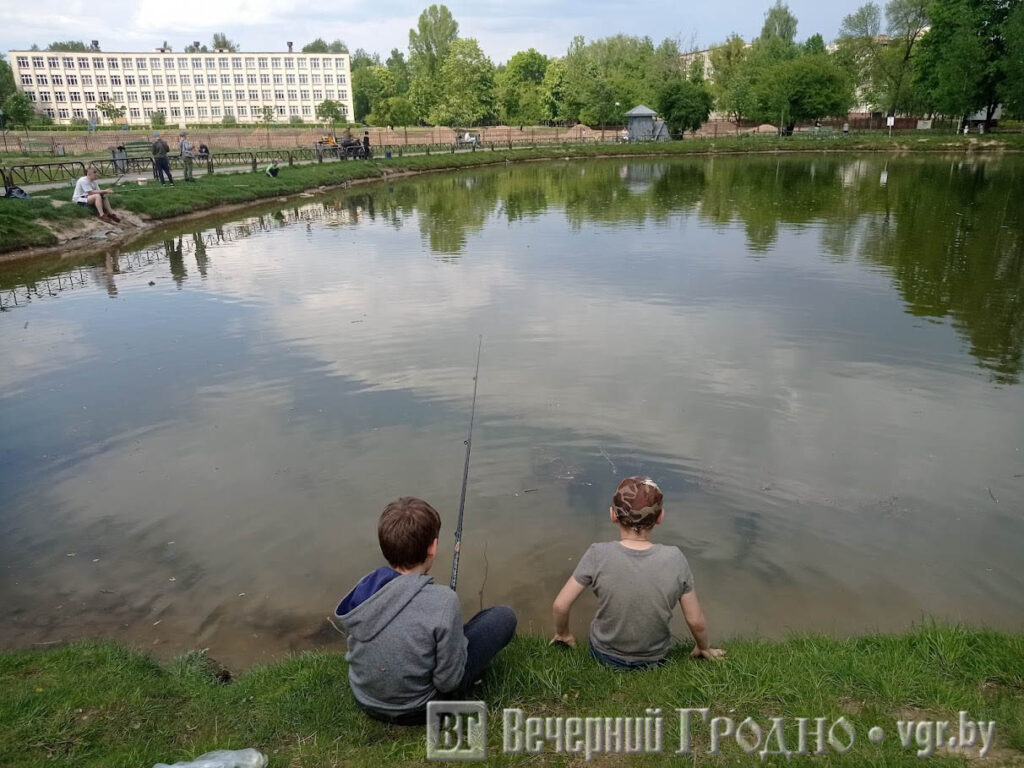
left=625, top=105, right=657, bottom=118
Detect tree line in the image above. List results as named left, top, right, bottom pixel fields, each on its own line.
left=2, top=1, right=1022, bottom=133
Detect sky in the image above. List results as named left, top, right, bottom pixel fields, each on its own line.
left=2, top=0, right=862, bottom=64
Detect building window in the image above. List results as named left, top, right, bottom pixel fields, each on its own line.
left=211, top=106, right=221, bottom=116
left=245, top=57, right=255, bottom=67
left=287, top=89, right=297, bottom=99
left=300, top=89, right=310, bottom=100
left=93, top=58, right=104, bottom=69
left=312, top=74, right=321, bottom=84
left=238, top=106, right=248, bottom=116
left=62, top=57, right=74, bottom=68
left=110, top=75, right=122, bottom=85
left=198, top=106, right=208, bottom=116
left=67, top=74, right=79, bottom=85
left=191, top=58, right=203, bottom=69
left=232, top=57, right=241, bottom=68
left=107, top=58, right=119, bottom=69
left=39, top=90, right=51, bottom=101
left=245, top=74, right=255, bottom=84
left=85, top=91, right=95, bottom=101
left=121, top=58, right=133, bottom=69
left=206, top=59, right=216, bottom=69
left=44, top=108, right=56, bottom=117
left=77, top=57, right=90, bottom=68
left=125, top=75, right=136, bottom=86
left=209, top=90, right=219, bottom=100
left=195, top=74, right=205, bottom=85
left=224, top=106, right=233, bottom=115
left=296, top=58, right=306, bottom=68
left=284, top=58, right=294, bottom=69
left=249, top=90, right=259, bottom=99
left=260, top=74, right=270, bottom=84
left=47, top=57, right=59, bottom=67
left=136, top=58, right=147, bottom=69
left=141, top=92, right=152, bottom=102
left=222, top=90, right=231, bottom=100
left=235, top=89, right=245, bottom=99
left=285, top=74, right=295, bottom=84
left=26, top=91, right=35, bottom=101
left=70, top=92, right=81, bottom=102
left=73, top=108, right=84, bottom=118
left=273, top=74, right=282, bottom=84
left=326, top=90, right=335, bottom=99
left=312, top=89, right=322, bottom=100
left=298, top=74, right=308, bottom=84
left=276, top=105, right=286, bottom=115
left=166, top=75, right=176, bottom=86
left=195, top=90, right=205, bottom=100
left=274, top=89, right=284, bottom=99
left=182, top=91, right=192, bottom=100
left=32, top=56, right=45, bottom=67
left=262, top=89, right=271, bottom=99
left=17, top=56, right=28, bottom=67
left=184, top=106, right=194, bottom=117
left=219, top=57, right=229, bottom=69
left=81, top=75, right=93, bottom=86
left=271, top=57, right=281, bottom=68
left=310, top=57, right=320, bottom=68
left=155, top=91, right=165, bottom=101
left=153, top=75, right=163, bottom=85
left=324, top=74, right=334, bottom=84
left=164, top=58, right=175, bottom=68
left=113, top=91, right=124, bottom=101
left=150, top=58, right=160, bottom=68
left=322, top=58, right=332, bottom=68
left=170, top=107, right=181, bottom=117
left=58, top=108, right=69, bottom=118
left=29, top=74, right=42, bottom=85
left=51, top=74, right=63, bottom=85
left=302, top=105, right=310, bottom=115
left=139, top=75, right=150, bottom=86
left=87, top=108, right=98, bottom=119
left=96, top=75, right=107, bottom=85
left=144, top=107, right=152, bottom=117
left=218, top=74, right=229, bottom=84
left=169, top=91, right=179, bottom=101
left=178, top=57, right=188, bottom=68
left=258, top=57, right=268, bottom=68
left=233, top=74, right=243, bottom=84
left=98, top=91, right=110, bottom=100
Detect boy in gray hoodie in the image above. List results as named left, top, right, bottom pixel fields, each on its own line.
left=336, top=497, right=516, bottom=725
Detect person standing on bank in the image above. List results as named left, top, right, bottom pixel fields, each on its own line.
left=178, top=131, right=195, bottom=182
left=362, top=131, right=371, bottom=157
left=151, top=132, right=175, bottom=187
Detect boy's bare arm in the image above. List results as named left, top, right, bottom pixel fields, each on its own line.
left=680, top=590, right=725, bottom=659
left=550, top=577, right=585, bottom=647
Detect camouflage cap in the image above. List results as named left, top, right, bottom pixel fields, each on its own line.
left=611, top=476, right=664, bottom=532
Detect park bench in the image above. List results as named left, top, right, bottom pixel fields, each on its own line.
left=19, top=138, right=64, bottom=156
left=111, top=140, right=156, bottom=176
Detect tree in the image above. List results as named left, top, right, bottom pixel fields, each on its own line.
left=46, top=41, right=89, bottom=51
left=496, top=49, right=548, bottom=124
left=289, top=115, right=304, bottom=124
left=761, top=1, right=799, bottom=45
left=151, top=110, right=167, bottom=128
left=303, top=38, right=348, bottom=53
left=409, top=4, right=459, bottom=77
left=96, top=101, right=126, bottom=123
left=258, top=105, right=275, bottom=146
left=353, top=66, right=398, bottom=121
left=837, top=0, right=928, bottom=115
left=370, top=96, right=418, bottom=126
left=709, top=35, right=753, bottom=123
left=914, top=0, right=1011, bottom=126
left=315, top=99, right=343, bottom=133
left=429, top=38, right=495, bottom=126
left=1004, top=2, right=1024, bottom=118
left=386, top=49, right=411, bottom=94
left=0, top=53, right=16, bottom=105
left=658, top=78, right=713, bottom=134
left=211, top=33, right=238, bottom=52
left=184, top=42, right=209, bottom=53
left=2, top=92, right=34, bottom=135
left=222, top=114, right=237, bottom=125
left=753, top=53, right=854, bottom=127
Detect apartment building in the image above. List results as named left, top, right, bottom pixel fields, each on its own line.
left=7, top=42, right=354, bottom=126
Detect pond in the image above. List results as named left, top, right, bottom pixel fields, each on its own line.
left=2, top=155, right=1023, bottom=668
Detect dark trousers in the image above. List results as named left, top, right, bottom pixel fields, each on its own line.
left=155, top=156, right=173, bottom=185
left=361, top=605, right=517, bottom=726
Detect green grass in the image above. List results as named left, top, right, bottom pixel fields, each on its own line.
left=1, top=625, right=1021, bottom=767
left=4, top=132, right=1024, bottom=256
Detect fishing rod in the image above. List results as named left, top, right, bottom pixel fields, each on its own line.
left=450, top=334, right=483, bottom=592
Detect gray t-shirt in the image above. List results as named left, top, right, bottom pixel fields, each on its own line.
left=573, top=541, right=694, bottom=662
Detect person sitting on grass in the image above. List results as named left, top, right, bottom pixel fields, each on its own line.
left=335, top=497, right=517, bottom=726
left=551, top=476, right=725, bottom=668
left=72, top=166, right=120, bottom=223
left=266, top=158, right=281, bottom=178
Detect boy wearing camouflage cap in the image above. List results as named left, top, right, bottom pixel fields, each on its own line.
left=551, top=476, right=725, bottom=668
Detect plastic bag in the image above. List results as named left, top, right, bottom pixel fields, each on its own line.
left=153, top=748, right=268, bottom=768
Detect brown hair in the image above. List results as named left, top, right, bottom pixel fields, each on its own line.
left=378, top=497, right=442, bottom=569
left=612, top=476, right=664, bottom=534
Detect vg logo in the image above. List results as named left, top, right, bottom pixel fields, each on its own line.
left=426, top=701, right=487, bottom=761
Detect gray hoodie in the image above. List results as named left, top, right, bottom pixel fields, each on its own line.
left=335, top=567, right=467, bottom=715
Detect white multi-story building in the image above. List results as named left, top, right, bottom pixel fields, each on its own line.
left=7, top=42, right=354, bottom=127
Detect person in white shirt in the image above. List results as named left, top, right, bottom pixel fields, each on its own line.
left=72, top=167, right=119, bottom=222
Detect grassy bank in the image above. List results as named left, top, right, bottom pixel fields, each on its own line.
left=3, top=132, right=1024, bottom=256
left=1, top=625, right=1022, bottom=767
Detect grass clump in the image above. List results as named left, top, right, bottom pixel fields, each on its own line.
left=1, top=624, right=1022, bottom=767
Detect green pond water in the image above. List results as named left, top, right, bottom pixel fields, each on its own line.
left=1, top=155, right=1022, bottom=667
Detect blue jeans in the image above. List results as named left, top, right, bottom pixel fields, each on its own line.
left=360, top=605, right=517, bottom=726
left=590, top=639, right=666, bottom=670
